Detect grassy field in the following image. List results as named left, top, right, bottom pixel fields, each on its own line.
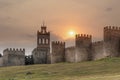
left=1, top=58, right=120, bottom=80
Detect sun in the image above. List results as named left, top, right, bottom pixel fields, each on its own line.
left=68, top=31, right=76, bottom=37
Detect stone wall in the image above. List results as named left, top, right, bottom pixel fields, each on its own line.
left=32, top=48, right=50, bottom=64
left=2, top=26, right=120, bottom=66
left=65, top=47, right=75, bottom=62
left=51, top=41, right=65, bottom=63
left=33, top=24, right=51, bottom=64
left=104, top=26, right=120, bottom=57
left=92, top=41, right=107, bottom=60
left=0, top=57, right=3, bottom=67
left=75, top=34, right=92, bottom=62
left=3, top=48, right=25, bottom=66
left=104, top=26, right=120, bottom=42
left=104, top=40, right=119, bottom=57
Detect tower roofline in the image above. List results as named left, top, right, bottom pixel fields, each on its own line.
left=41, top=21, right=46, bottom=27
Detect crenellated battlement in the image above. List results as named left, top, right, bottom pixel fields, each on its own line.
left=104, top=26, right=120, bottom=42
left=3, top=48, right=25, bottom=66
left=52, top=41, right=65, bottom=46
left=2, top=24, right=120, bottom=66
left=92, top=41, right=104, bottom=46
left=51, top=41, right=65, bottom=63
left=76, top=34, right=92, bottom=39
left=37, top=30, right=50, bottom=35
left=104, top=26, right=120, bottom=31
left=3, top=48, right=25, bottom=54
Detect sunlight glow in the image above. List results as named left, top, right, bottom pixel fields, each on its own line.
left=68, top=31, right=76, bottom=37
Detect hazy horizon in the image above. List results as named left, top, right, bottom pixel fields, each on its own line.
left=0, top=0, right=120, bottom=55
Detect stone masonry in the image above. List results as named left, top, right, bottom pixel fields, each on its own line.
left=32, top=24, right=50, bottom=64
left=3, top=48, right=25, bottom=66
left=51, top=41, right=65, bottom=63
left=1, top=25, right=120, bottom=67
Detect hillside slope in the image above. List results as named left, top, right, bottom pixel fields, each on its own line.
left=0, top=58, right=120, bottom=80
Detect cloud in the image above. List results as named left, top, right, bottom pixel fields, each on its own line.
left=51, top=32, right=63, bottom=41
left=0, top=0, right=120, bottom=55
left=106, top=8, right=113, bottom=12
left=0, top=0, right=28, bottom=9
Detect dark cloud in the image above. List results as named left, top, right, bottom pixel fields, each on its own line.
left=106, top=7, right=113, bottom=12
left=0, top=2, right=10, bottom=8
left=0, top=16, right=16, bottom=23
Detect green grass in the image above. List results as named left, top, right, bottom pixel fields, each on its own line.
left=1, top=57, right=120, bottom=80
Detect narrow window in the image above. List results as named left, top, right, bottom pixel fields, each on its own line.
left=43, top=38, right=45, bottom=44
left=46, top=39, right=49, bottom=44
left=39, top=38, right=42, bottom=44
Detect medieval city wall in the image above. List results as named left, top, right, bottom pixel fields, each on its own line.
left=104, top=26, right=120, bottom=41
left=91, top=41, right=107, bottom=60
left=104, top=26, right=120, bottom=57
left=3, top=48, right=25, bottom=66
left=32, top=48, right=49, bottom=64
left=33, top=25, right=51, bottom=64
left=75, top=34, right=92, bottom=62
left=0, top=57, right=3, bottom=67
left=2, top=26, right=120, bottom=66
left=104, top=40, right=119, bottom=57
left=65, top=47, right=75, bottom=62
left=51, top=41, right=65, bottom=63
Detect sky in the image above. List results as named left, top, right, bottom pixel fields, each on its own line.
left=0, top=0, right=120, bottom=55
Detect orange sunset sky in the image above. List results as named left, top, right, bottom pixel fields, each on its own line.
left=0, top=0, right=120, bottom=54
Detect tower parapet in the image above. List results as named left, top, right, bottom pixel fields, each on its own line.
left=92, top=41, right=104, bottom=46
left=3, top=48, right=25, bottom=52
left=52, top=41, right=65, bottom=46
left=104, top=26, right=120, bottom=31
left=104, top=26, right=120, bottom=42
left=3, top=48, right=25, bottom=55
left=75, top=34, right=92, bottom=48
left=76, top=34, right=92, bottom=39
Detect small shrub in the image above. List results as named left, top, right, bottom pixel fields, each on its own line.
left=26, top=71, right=33, bottom=75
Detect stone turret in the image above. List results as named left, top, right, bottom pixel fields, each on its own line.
left=75, top=34, right=92, bottom=62
left=104, top=26, right=120, bottom=42
left=32, top=23, right=50, bottom=64
left=51, top=41, right=65, bottom=63
left=104, top=26, right=120, bottom=57
left=3, top=48, right=25, bottom=66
